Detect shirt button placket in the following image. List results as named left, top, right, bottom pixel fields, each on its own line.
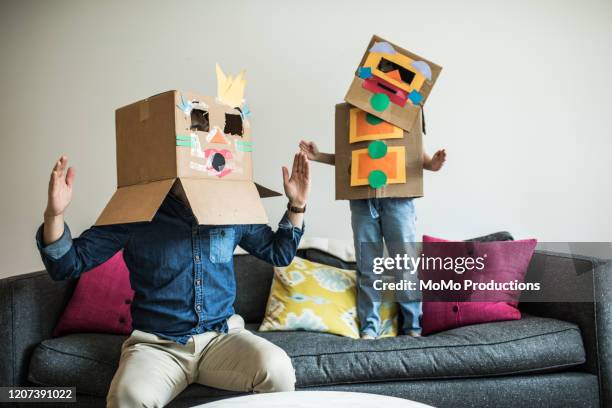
left=192, top=225, right=204, bottom=324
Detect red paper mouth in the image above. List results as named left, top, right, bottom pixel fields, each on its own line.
left=362, top=76, right=408, bottom=107
left=204, top=149, right=233, bottom=178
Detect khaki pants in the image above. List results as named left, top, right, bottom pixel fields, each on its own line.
left=106, top=315, right=295, bottom=408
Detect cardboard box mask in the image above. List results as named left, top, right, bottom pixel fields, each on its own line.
left=96, top=65, right=281, bottom=226
left=335, top=103, right=423, bottom=200
left=344, top=35, right=442, bottom=131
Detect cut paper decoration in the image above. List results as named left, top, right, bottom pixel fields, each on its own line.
left=365, top=113, right=383, bottom=125
left=369, top=41, right=397, bottom=55
left=216, top=63, right=246, bottom=108
left=370, top=93, right=390, bottom=111
left=358, top=67, right=372, bottom=79
left=411, top=60, right=432, bottom=82
left=209, top=128, right=229, bottom=144
left=236, top=140, right=253, bottom=152
left=176, top=134, right=194, bottom=147
left=240, top=104, right=252, bottom=120
left=344, top=35, right=442, bottom=132
left=350, top=146, right=406, bottom=187
left=204, top=148, right=233, bottom=178
left=368, top=170, right=387, bottom=188
left=368, top=140, right=387, bottom=159
left=177, top=94, right=193, bottom=114
left=348, top=108, right=403, bottom=143
left=408, top=90, right=424, bottom=105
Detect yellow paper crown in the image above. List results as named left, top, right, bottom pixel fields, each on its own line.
left=216, top=63, right=246, bottom=108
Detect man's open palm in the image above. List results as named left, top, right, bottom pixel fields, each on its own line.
left=46, top=156, right=75, bottom=217
left=282, top=152, right=310, bottom=207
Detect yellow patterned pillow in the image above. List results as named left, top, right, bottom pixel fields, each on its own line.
left=259, top=257, right=398, bottom=338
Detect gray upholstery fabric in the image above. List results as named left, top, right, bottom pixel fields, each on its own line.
left=253, top=315, right=584, bottom=387
left=28, top=314, right=584, bottom=397
left=0, top=271, right=75, bottom=386
left=465, top=231, right=514, bottom=242
left=232, top=255, right=276, bottom=324
left=28, top=333, right=126, bottom=397
left=519, top=251, right=612, bottom=406
left=309, top=372, right=599, bottom=408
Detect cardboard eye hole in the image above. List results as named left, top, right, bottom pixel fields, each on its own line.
left=224, top=113, right=243, bottom=137
left=377, top=58, right=416, bottom=86
left=190, top=109, right=210, bottom=132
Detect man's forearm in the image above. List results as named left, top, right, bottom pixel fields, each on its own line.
left=43, top=213, right=65, bottom=245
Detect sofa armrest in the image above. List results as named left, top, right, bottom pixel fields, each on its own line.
left=0, top=271, right=76, bottom=386
left=519, top=250, right=612, bottom=407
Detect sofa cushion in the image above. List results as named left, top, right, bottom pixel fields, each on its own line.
left=255, top=314, right=585, bottom=387
left=28, top=333, right=126, bottom=397
left=419, top=236, right=537, bottom=334
left=28, top=314, right=585, bottom=397
left=53, top=251, right=134, bottom=337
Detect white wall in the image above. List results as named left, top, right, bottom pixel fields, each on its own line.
left=1, top=0, right=611, bottom=278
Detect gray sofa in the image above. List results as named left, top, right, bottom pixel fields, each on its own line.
left=1, top=237, right=611, bottom=407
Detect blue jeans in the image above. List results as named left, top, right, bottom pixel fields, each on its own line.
left=350, top=198, right=422, bottom=337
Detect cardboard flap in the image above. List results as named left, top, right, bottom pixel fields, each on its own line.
left=180, top=178, right=270, bottom=225
left=95, top=179, right=176, bottom=226
left=254, top=182, right=282, bottom=198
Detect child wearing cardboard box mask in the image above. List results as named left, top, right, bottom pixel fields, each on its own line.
left=301, top=36, right=445, bottom=339
left=36, top=66, right=310, bottom=407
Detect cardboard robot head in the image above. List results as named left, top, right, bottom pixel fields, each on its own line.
left=96, top=65, right=280, bottom=226
left=344, top=35, right=442, bottom=131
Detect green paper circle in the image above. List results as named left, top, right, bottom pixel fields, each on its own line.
left=365, top=113, right=383, bottom=125
left=368, top=170, right=387, bottom=189
left=370, top=93, right=390, bottom=112
left=368, top=140, right=388, bottom=159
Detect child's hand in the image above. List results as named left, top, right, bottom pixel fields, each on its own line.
left=428, top=149, right=446, bottom=171
left=299, top=140, right=320, bottom=161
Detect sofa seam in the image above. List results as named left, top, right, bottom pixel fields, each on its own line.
left=296, top=362, right=591, bottom=389
left=36, top=343, right=116, bottom=367
left=285, top=326, right=583, bottom=358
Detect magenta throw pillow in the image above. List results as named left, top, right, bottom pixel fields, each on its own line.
left=420, top=235, right=537, bottom=335
left=53, top=250, right=134, bottom=336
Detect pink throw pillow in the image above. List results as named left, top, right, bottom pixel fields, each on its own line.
left=53, top=251, right=134, bottom=336
left=420, top=235, right=537, bottom=335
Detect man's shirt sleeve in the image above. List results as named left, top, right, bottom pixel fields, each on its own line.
left=36, top=223, right=130, bottom=281
left=238, top=211, right=304, bottom=267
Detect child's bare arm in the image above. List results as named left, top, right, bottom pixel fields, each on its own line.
left=423, top=149, right=446, bottom=171
left=299, top=140, right=335, bottom=166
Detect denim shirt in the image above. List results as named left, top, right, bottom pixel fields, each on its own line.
left=36, top=194, right=303, bottom=344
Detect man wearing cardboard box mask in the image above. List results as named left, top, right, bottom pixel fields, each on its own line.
left=36, top=66, right=309, bottom=407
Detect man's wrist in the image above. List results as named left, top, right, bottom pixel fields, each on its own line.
left=287, top=201, right=307, bottom=213
left=289, top=199, right=306, bottom=207
left=44, top=209, right=62, bottom=221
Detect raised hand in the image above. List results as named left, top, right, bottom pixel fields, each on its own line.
left=282, top=152, right=310, bottom=208
left=46, top=156, right=75, bottom=217
left=426, top=149, right=447, bottom=172
left=299, top=140, right=320, bottom=161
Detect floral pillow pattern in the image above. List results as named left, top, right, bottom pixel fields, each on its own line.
left=259, top=257, right=397, bottom=338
